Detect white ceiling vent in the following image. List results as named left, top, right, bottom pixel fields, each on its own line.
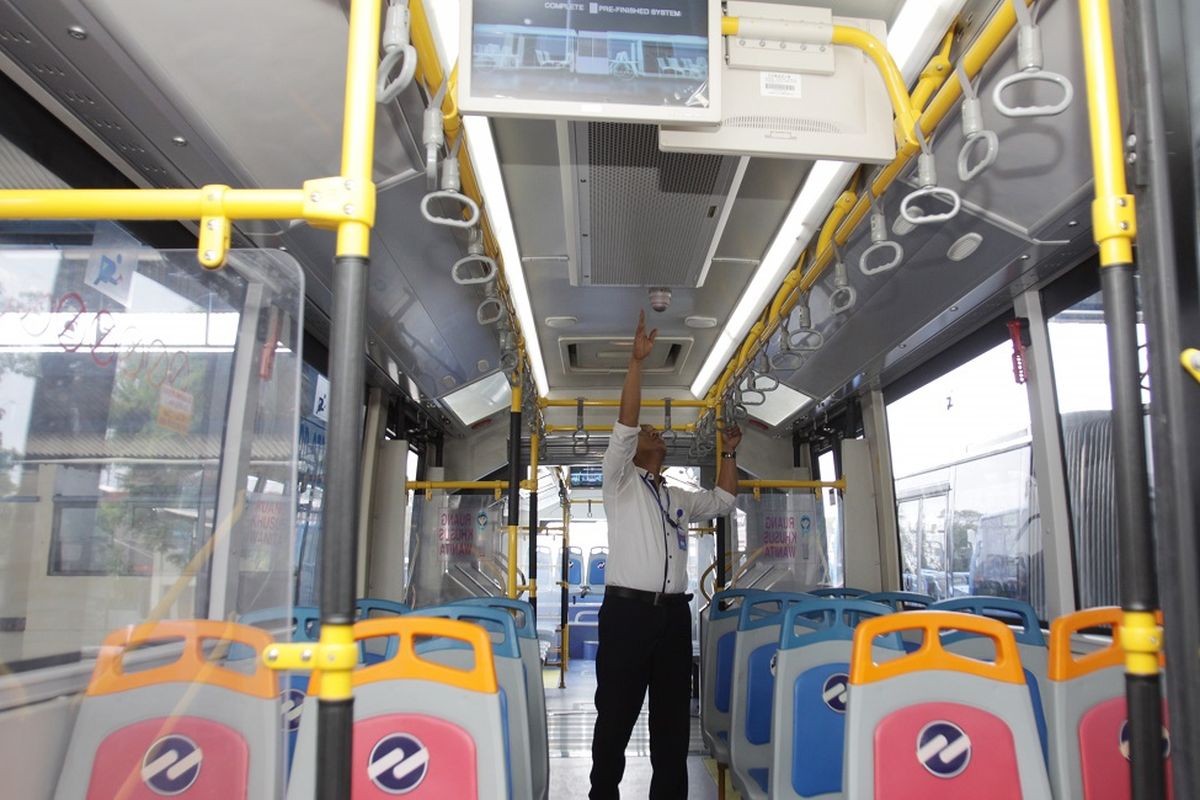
left=565, top=122, right=741, bottom=288
left=558, top=336, right=694, bottom=375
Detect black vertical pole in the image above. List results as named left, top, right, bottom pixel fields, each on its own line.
left=506, top=385, right=523, bottom=598
left=1123, top=0, right=1200, bottom=792
left=558, top=478, right=569, bottom=688
left=715, top=516, right=727, bottom=591
left=316, top=254, right=367, bottom=800
left=529, top=445, right=539, bottom=614
left=1102, top=264, right=1166, bottom=800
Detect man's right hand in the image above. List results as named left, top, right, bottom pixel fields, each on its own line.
left=632, top=310, right=658, bottom=362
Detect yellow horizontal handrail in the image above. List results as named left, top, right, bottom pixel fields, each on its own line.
left=540, top=398, right=711, bottom=409
left=544, top=423, right=697, bottom=433
left=739, top=479, right=845, bottom=491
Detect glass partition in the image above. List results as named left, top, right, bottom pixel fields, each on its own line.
left=0, top=243, right=302, bottom=796
left=732, top=490, right=832, bottom=592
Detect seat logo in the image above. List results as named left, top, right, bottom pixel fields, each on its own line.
left=916, top=721, right=971, bottom=778
left=1119, top=720, right=1170, bottom=760
left=282, top=688, right=306, bottom=732
left=821, top=673, right=849, bottom=713
left=368, top=733, right=430, bottom=794
left=141, top=735, right=202, bottom=795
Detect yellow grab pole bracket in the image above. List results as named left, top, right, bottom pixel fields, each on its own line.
left=263, top=623, right=358, bottom=700
left=1181, top=349, right=1200, bottom=385
left=1118, top=611, right=1163, bottom=676
left=1079, top=0, right=1136, bottom=267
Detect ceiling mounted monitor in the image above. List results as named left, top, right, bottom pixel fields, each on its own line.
left=458, top=0, right=722, bottom=125
left=658, top=2, right=894, bottom=163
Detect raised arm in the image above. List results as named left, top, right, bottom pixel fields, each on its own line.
left=618, top=310, right=657, bottom=427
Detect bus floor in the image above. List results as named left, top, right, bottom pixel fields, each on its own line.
left=544, top=660, right=718, bottom=799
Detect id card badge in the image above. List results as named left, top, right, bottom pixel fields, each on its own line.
left=675, top=510, right=687, bottom=550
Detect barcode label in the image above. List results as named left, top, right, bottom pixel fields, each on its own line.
left=761, top=71, right=801, bottom=98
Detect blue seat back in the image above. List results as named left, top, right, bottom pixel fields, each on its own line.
left=702, top=588, right=763, bottom=760
left=809, top=586, right=869, bottom=598
left=772, top=599, right=900, bottom=798
left=587, top=547, right=607, bottom=586
left=567, top=546, right=583, bottom=585
left=861, top=590, right=935, bottom=611
left=931, top=596, right=1050, bottom=762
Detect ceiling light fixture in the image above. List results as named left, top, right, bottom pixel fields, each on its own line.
left=424, top=2, right=549, bottom=396
left=689, top=0, right=966, bottom=399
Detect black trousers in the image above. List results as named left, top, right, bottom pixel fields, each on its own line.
left=589, top=593, right=692, bottom=800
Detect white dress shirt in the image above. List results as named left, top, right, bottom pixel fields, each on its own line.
left=601, top=421, right=737, bottom=593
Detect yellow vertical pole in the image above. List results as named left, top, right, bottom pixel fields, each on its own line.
left=334, top=0, right=380, bottom=259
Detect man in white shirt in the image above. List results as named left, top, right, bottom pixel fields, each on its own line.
left=589, top=311, right=741, bottom=800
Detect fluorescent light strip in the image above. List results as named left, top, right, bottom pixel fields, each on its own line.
left=689, top=0, right=963, bottom=399
left=462, top=115, right=550, bottom=396
left=424, top=2, right=550, bottom=397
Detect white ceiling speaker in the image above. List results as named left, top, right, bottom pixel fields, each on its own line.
left=544, top=316, right=578, bottom=329
left=685, top=316, right=719, bottom=329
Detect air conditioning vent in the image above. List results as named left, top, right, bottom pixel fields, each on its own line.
left=567, top=122, right=740, bottom=288
left=559, top=336, right=693, bottom=375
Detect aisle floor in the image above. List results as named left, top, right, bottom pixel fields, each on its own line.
left=544, top=662, right=718, bottom=799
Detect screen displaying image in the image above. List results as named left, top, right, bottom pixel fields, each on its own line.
left=467, top=0, right=713, bottom=116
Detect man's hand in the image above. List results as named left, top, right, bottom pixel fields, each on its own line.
left=722, top=424, right=742, bottom=453
left=632, top=310, right=657, bottom=362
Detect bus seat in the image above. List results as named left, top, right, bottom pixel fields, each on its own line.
left=700, top=589, right=762, bottom=758
left=769, top=599, right=900, bottom=799
left=355, top=598, right=410, bottom=665
left=809, top=587, right=870, bottom=599
left=587, top=546, right=608, bottom=587
left=862, top=591, right=935, bottom=611
left=1046, top=607, right=1173, bottom=800
left=567, top=546, right=583, bottom=586
left=236, top=606, right=320, bottom=775
left=287, top=617, right=510, bottom=800
left=728, top=592, right=812, bottom=800
left=53, top=620, right=282, bottom=799
left=407, top=605, right=532, bottom=800
left=568, top=606, right=600, bottom=660
left=932, top=596, right=1050, bottom=761
left=844, top=611, right=1052, bottom=799
left=863, top=592, right=936, bottom=652
left=453, top=597, right=549, bottom=800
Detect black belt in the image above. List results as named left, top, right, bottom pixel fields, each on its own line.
left=607, top=585, right=693, bottom=606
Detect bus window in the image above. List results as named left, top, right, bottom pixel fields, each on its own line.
left=1048, top=291, right=1148, bottom=608
left=888, top=340, right=1045, bottom=616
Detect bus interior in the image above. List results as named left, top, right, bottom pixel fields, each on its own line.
left=0, top=0, right=1196, bottom=798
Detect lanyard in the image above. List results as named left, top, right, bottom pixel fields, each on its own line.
left=640, top=472, right=683, bottom=532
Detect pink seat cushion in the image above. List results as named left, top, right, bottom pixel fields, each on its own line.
left=88, top=717, right=249, bottom=799
left=1078, top=697, right=1173, bottom=800
left=353, top=713, right=478, bottom=798
left=873, top=702, right=1023, bottom=799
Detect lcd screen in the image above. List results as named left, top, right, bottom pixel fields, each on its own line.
left=459, top=0, right=721, bottom=124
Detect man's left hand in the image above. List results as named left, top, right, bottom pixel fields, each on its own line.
left=723, top=424, right=742, bottom=452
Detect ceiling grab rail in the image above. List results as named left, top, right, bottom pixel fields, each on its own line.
left=572, top=398, right=589, bottom=456
left=828, top=240, right=858, bottom=314
left=992, top=0, right=1074, bottom=118
left=789, top=292, right=825, bottom=351
left=955, top=60, right=1000, bottom=181
left=899, top=122, right=962, bottom=225
left=452, top=227, right=500, bottom=285
left=769, top=312, right=806, bottom=371
left=421, top=133, right=480, bottom=229
left=661, top=397, right=677, bottom=445
left=498, top=329, right=519, bottom=373
left=476, top=280, right=504, bottom=325
left=858, top=188, right=905, bottom=276
left=376, top=1, right=418, bottom=104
